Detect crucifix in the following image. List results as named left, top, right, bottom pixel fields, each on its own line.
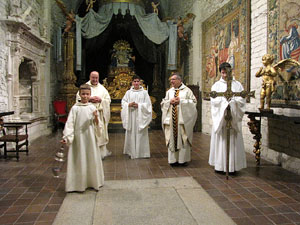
left=209, top=67, right=255, bottom=179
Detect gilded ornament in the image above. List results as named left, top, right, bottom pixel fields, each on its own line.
left=256, top=54, right=300, bottom=110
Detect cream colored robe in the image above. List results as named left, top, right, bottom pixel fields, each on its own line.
left=76, top=81, right=111, bottom=159
left=161, top=84, right=197, bottom=164
left=63, top=102, right=104, bottom=192
left=209, top=78, right=247, bottom=172
left=121, top=87, right=152, bottom=159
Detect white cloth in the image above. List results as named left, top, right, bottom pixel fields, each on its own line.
left=209, top=78, right=247, bottom=172
left=161, top=84, right=197, bottom=164
left=63, top=102, right=104, bottom=192
left=76, top=81, right=111, bottom=159
left=121, top=86, right=152, bottom=159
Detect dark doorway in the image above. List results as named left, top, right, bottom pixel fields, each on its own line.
left=80, top=13, right=155, bottom=91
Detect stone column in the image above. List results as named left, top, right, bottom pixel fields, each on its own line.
left=6, top=48, right=14, bottom=114
left=38, top=60, right=47, bottom=117
left=12, top=56, right=22, bottom=119
left=32, top=83, right=39, bottom=113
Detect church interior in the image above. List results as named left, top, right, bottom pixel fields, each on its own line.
left=0, top=0, right=300, bottom=224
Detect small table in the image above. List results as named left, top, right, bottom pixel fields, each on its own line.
left=245, top=111, right=300, bottom=165
left=0, top=111, right=14, bottom=117
left=0, top=114, right=31, bottom=161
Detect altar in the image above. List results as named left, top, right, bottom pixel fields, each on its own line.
left=103, top=40, right=156, bottom=131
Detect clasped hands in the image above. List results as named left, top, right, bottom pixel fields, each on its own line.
left=170, top=97, right=180, bottom=106
left=93, top=110, right=99, bottom=125
left=129, top=102, right=138, bottom=108
left=89, top=96, right=102, bottom=103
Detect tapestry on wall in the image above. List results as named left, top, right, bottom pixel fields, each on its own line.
left=268, top=0, right=300, bottom=108
left=202, top=0, right=250, bottom=99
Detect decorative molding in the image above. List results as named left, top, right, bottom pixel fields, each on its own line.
left=0, top=17, right=51, bottom=121
left=0, top=18, right=52, bottom=50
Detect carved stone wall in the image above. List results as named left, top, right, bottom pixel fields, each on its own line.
left=0, top=0, right=53, bottom=140
left=0, top=2, right=8, bottom=111
left=0, top=31, right=8, bottom=111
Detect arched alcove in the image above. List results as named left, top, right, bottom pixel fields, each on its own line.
left=18, top=59, right=38, bottom=115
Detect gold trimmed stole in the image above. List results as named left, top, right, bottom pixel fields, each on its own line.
left=172, top=89, right=179, bottom=151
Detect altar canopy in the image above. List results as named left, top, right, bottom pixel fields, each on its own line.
left=74, top=1, right=173, bottom=71
left=79, top=3, right=169, bottom=44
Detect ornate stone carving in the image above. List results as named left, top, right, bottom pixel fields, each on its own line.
left=9, top=0, right=22, bottom=18
left=0, top=18, right=51, bottom=120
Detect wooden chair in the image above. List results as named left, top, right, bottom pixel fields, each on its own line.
left=0, top=121, right=31, bottom=161
left=0, top=111, right=14, bottom=158
left=53, top=100, right=68, bottom=130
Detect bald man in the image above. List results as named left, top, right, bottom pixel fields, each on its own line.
left=76, top=71, right=112, bottom=159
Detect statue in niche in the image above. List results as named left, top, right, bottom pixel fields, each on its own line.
left=177, top=13, right=196, bottom=41
left=55, top=0, right=75, bottom=33
left=116, top=50, right=129, bottom=66
left=110, top=40, right=135, bottom=68
left=41, top=24, right=48, bottom=38
left=256, top=53, right=300, bottom=111
left=177, top=17, right=186, bottom=40
left=9, top=0, right=21, bottom=17
left=86, top=0, right=96, bottom=12
left=151, top=2, right=160, bottom=15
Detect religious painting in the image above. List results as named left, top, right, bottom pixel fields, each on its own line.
left=202, top=0, right=250, bottom=99
left=268, top=0, right=300, bottom=108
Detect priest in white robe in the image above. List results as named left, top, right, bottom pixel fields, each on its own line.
left=76, top=71, right=111, bottom=159
left=121, top=75, right=152, bottom=159
left=161, top=74, right=197, bottom=165
left=63, top=84, right=104, bottom=192
left=209, top=62, right=247, bottom=173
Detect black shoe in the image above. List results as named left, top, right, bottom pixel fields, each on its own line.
left=169, top=162, right=179, bottom=167
left=228, top=171, right=236, bottom=175
left=214, top=170, right=225, bottom=174
left=179, top=162, right=188, bottom=167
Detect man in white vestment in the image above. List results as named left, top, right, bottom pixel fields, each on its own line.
left=161, top=73, right=197, bottom=166
left=209, top=62, right=247, bottom=173
left=121, top=75, right=152, bottom=159
left=76, top=71, right=111, bottom=159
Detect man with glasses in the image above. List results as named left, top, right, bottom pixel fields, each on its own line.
left=161, top=73, right=197, bottom=166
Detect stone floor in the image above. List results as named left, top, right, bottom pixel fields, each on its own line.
left=0, top=130, right=300, bottom=225
left=53, top=177, right=235, bottom=225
